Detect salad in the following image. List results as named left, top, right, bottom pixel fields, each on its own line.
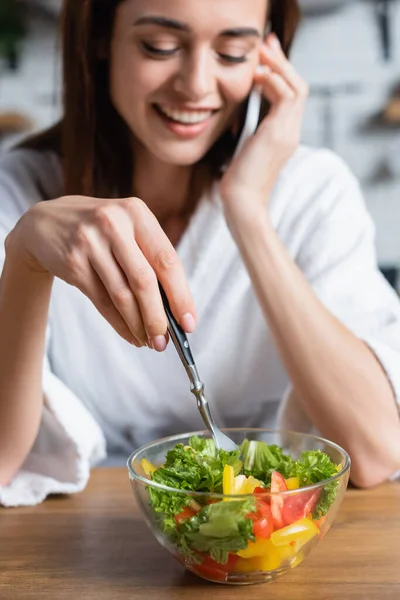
left=141, top=437, right=341, bottom=581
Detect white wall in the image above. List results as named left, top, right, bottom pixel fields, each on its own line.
left=292, top=1, right=400, bottom=267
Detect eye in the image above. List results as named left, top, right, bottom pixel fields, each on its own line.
left=141, top=41, right=178, bottom=57
left=218, top=53, right=248, bottom=64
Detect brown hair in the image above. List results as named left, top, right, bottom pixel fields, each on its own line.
left=22, top=0, right=301, bottom=198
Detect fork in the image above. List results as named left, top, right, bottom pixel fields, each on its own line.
left=159, top=284, right=238, bottom=453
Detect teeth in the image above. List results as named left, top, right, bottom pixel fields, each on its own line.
left=158, top=105, right=213, bottom=124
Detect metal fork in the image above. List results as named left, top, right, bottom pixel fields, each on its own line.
left=159, top=284, right=238, bottom=453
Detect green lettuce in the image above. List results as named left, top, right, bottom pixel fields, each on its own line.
left=177, top=498, right=256, bottom=564
left=147, top=438, right=341, bottom=562
left=147, top=436, right=243, bottom=547
left=240, top=439, right=295, bottom=483
left=291, top=450, right=340, bottom=518
left=239, top=441, right=340, bottom=517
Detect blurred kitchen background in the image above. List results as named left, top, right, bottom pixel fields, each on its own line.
left=0, top=0, right=400, bottom=289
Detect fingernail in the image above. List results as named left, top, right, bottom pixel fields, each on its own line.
left=181, top=313, right=196, bottom=333
left=151, top=335, right=167, bottom=352
left=269, top=33, right=281, bottom=49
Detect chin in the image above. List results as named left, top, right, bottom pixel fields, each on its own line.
left=148, top=142, right=213, bottom=167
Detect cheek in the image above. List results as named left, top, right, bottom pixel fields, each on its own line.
left=220, top=64, right=259, bottom=105
left=110, top=45, right=163, bottom=115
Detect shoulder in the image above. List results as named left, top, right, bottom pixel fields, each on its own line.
left=0, top=147, right=62, bottom=200
left=271, top=145, right=366, bottom=231
left=0, top=148, right=63, bottom=223
left=280, top=145, right=358, bottom=193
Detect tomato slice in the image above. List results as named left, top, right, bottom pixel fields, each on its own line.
left=270, top=471, right=288, bottom=530
left=247, top=499, right=274, bottom=538
left=253, top=508, right=274, bottom=539
left=282, top=490, right=320, bottom=526
left=253, top=487, right=271, bottom=505
left=174, top=506, right=196, bottom=525
left=256, top=498, right=272, bottom=515
left=190, top=554, right=238, bottom=582
left=191, top=563, right=227, bottom=582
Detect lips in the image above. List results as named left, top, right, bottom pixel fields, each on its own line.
left=155, top=104, right=218, bottom=125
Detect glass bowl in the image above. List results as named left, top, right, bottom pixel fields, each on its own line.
left=127, top=429, right=350, bottom=585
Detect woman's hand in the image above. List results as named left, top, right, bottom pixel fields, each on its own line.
left=7, top=196, right=197, bottom=350
left=220, top=33, right=309, bottom=217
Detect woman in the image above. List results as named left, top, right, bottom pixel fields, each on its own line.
left=0, top=0, right=400, bottom=507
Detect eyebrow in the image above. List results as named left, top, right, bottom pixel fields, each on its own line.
left=133, top=16, right=261, bottom=38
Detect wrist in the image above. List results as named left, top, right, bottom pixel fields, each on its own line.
left=5, top=213, right=50, bottom=277
left=223, top=197, right=274, bottom=243
left=4, top=231, right=53, bottom=284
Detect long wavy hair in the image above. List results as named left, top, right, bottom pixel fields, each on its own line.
left=22, top=0, right=301, bottom=198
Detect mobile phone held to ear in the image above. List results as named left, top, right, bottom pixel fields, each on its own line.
left=232, top=87, right=263, bottom=159
left=231, top=24, right=271, bottom=157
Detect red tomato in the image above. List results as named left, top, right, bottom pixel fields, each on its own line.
left=282, top=490, right=320, bottom=526
left=191, top=563, right=227, bottom=582
left=190, top=554, right=238, bottom=582
left=174, top=506, right=196, bottom=525
left=256, top=499, right=272, bottom=514
left=253, top=487, right=271, bottom=505
left=253, top=504, right=274, bottom=539
left=270, top=471, right=288, bottom=530
left=247, top=497, right=271, bottom=523
left=247, top=499, right=274, bottom=538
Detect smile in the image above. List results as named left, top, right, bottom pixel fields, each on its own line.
left=155, top=104, right=217, bottom=125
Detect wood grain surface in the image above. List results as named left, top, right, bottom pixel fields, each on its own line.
left=1, top=468, right=400, bottom=600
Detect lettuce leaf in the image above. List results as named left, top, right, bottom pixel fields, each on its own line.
left=292, top=450, right=339, bottom=485
left=240, top=440, right=295, bottom=483
left=177, top=498, right=256, bottom=564
left=147, top=437, right=243, bottom=546
left=291, top=450, right=340, bottom=518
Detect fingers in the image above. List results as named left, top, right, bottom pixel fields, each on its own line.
left=256, top=67, right=296, bottom=106
left=75, top=260, right=142, bottom=347
left=254, top=34, right=309, bottom=102
left=87, top=235, right=150, bottom=347
left=111, top=235, right=170, bottom=351
left=67, top=197, right=196, bottom=352
left=127, top=199, right=197, bottom=333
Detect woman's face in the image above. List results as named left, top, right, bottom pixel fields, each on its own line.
left=110, top=0, right=268, bottom=166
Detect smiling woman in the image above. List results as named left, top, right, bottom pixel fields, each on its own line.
left=0, top=0, right=400, bottom=509
left=23, top=0, right=300, bottom=197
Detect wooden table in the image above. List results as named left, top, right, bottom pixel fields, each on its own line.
left=1, top=468, right=400, bottom=599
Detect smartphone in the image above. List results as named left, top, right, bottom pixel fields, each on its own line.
left=232, top=87, right=263, bottom=159
left=228, top=25, right=270, bottom=162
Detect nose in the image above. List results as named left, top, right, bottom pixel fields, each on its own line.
left=173, top=48, right=215, bottom=101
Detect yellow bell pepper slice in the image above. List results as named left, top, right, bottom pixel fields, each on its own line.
left=277, top=543, right=296, bottom=562
left=140, top=458, right=157, bottom=476
left=271, top=518, right=319, bottom=549
left=223, top=466, right=262, bottom=498
left=254, top=550, right=282, bottom=572
left=286, top=477, right=300, bottom=490
left=236, top=542, right=281, bottom=571
left=235, top=557, right=258, bottom=573
left=237, top=537, right=274, bottom=559
left=223, top=464, right=235, bottom=498
left=241, top=475, right=263, bottom=494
